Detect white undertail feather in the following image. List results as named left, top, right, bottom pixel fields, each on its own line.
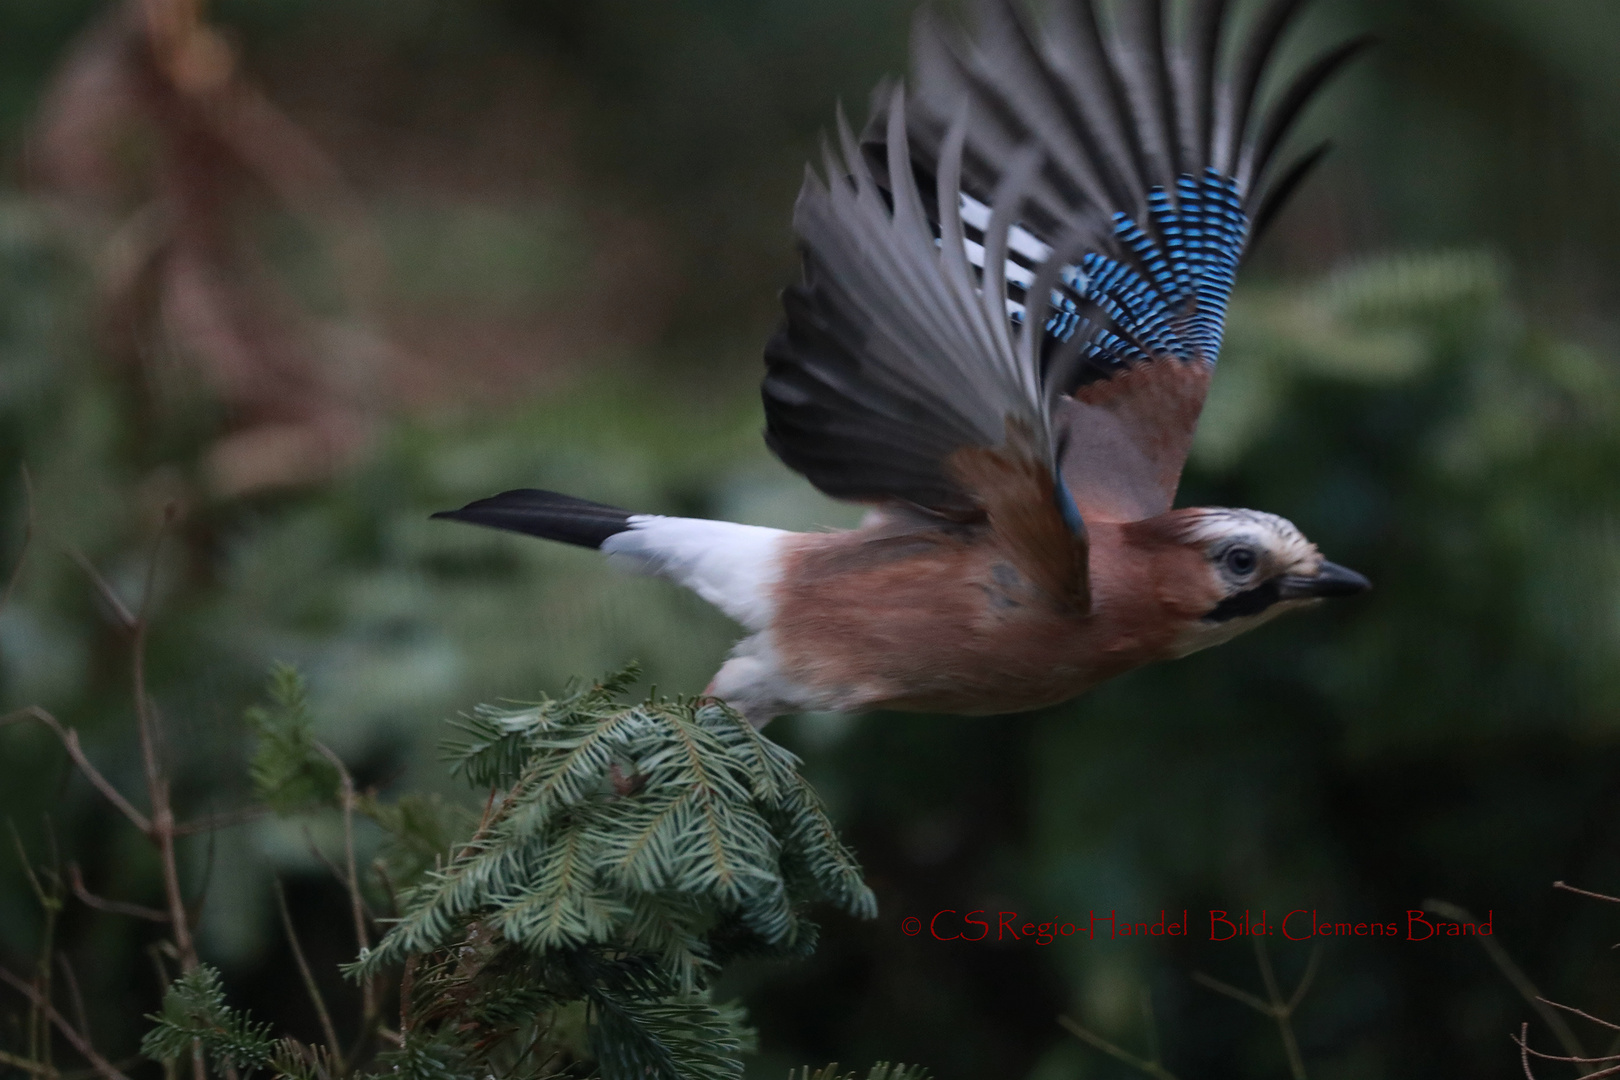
left=599, top=515, right=814, bottom=725
left=599, top=516, right=786, bottom=632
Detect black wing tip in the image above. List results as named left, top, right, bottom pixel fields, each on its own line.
left=1248, top=139, right=1333, bottom=247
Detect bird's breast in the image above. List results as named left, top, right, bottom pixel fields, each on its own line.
left=766, top=527, right=1174, bottom=715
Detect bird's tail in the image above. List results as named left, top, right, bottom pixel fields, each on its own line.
left=433, top=488, right=786, bottom=632
left=431, top=488, right=633, bottom=548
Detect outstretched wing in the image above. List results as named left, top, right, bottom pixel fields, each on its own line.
left=763, top=88, right=1089, bottom=605
left=878, top=0, right=1366, bottom=521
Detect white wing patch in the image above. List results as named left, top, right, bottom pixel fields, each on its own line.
left=957, top=192, right=1051, bottom=264
left=955, top=192, right=1089, bottom=323
left=600, top=516, right=787, bottom=632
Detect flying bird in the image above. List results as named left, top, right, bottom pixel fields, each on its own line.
left=436, top=0, right=1371, bottom=725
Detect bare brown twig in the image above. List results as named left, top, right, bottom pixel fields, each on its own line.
left=67, top=864, right=167, bottom=922
left=0, top=708, right=152, bottom=833
left=1058, top=1014, right=1180, bottom=1080
left=11, top=507, right=207, bottom=1080
left=63, top=547, right=136, bottom=631
left=1554, top=881, right=1620, bottom=907
left=312, top=741, right=380, bottom=1058
left=1539, top=998, right=1620, bottom=1034
left=1192, top=938, right=1321, bottom=1080
left=274, top=879, right=346, bottom=1073
left=173, top=805, right=269, bottom=836
left=125, top=505, right=199, bottom=978
left=1, top=462, right=34, bottom=616
left=1425, top=898, right=1588, bottom=1064
left=55, top=955, right=91, bottom=1049
left=9, top=817, right=64, bottom=1071
left=0, top=965, right=133, bottom=1080
left=0, top=1047, right=58, bottom=1077
left=300, top=824, right=355, bottom=896
left=1512, top=1023, right=1620, bottom=1080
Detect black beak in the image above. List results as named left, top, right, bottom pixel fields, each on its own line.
left=1276, top=560, right=1371, bottom=600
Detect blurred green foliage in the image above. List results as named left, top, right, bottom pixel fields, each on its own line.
left=2, top=1, right=1620, bottom=1079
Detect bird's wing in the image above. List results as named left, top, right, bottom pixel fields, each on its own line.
left=763, top=88, right=1089, bottom=607
left=878, top=0, right=1366, bottom=522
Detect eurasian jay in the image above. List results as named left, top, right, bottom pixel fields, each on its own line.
left=436, top=0, right=1372, bottom=725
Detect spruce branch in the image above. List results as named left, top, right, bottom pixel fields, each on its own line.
left=792, top=1065, right=931, bottom=1080
left=347, top=669, right=874, bottom=1079
left=589, top=992, right=753, bottom=1080
left=361, top=681, right=872, bottom=979
left=140, top=966, right=277, bottom=1075
left=267, top=1039, right=340, bottom=1080
left=246, top=664, right=341, bottom=814
left=358, top=793, right=464, bottom=892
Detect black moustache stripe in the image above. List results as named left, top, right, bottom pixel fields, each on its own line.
left=1204, top=580, right=1282, bottom=623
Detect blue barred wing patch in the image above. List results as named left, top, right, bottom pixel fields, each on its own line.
left=970, top=168, right=1250, bottom=377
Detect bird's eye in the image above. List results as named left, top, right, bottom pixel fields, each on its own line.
left=1224, top=546, right=1258, bottom=577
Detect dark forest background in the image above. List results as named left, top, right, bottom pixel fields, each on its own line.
left=5, top=0, right=1620, bottom=1076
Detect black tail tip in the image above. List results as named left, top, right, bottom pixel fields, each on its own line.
left=429, top=488, right=635, bottom=549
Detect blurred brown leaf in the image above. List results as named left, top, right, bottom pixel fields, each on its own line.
left=31, top=0, right=389, bottom=496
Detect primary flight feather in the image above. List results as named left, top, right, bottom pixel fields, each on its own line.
left=436, top=0, right=1371, bottom=725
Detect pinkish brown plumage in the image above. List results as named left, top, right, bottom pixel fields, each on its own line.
left=435, top=0, right=1372, bottom=725
left=762, top=508, right=1336, bottom=720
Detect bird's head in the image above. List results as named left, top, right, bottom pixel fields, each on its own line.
left=1154, top=507, right=1370, bottom=658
